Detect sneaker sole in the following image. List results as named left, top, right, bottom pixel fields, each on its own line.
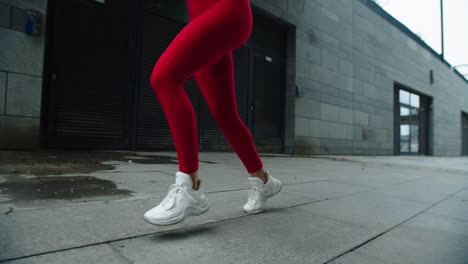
left=144, top=203, right=210, bottom=226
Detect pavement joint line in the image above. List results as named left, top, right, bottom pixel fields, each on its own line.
left=0, top=183, right=371, bottom=262
left=328, top=178, right=422, bottom=192
left=327, top=179, right=412, bottom=189
left=0, top=174, right=455, bottom=215
left=327, top=178, right=461, bottom=206
left=93, top=170, right=176, bottom=174
left=284, top=184, right=394, bottom=210
left=329, top=158, right=468, bottom=176
left=423, top=211, right=468, bottom=223
left=2, top=184, right=467, bottom=263
left=0, top=179, right=332, bottom=214
left=322, top=185, right=468, bottom=264
left=108, top=243, right=133, bottom=264
left=2, top=183, right=427, bottom=263
left=0, top=206, right=291, bottom=263
left=1, top=175, right=434, bottom=215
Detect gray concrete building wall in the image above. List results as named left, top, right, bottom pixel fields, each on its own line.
left=1, top=0, right=467, bottom=156
left=0, top=0, right=47, bottom=149
left=251, top=0, right=468, bottom=156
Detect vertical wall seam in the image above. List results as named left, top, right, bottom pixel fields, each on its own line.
left=4, top=72, right=8, bottom=115
left=8, top=4, right=12, bottom=29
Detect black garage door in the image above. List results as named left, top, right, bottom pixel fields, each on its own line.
left=45, top=0, right=138, bottom=149
left=44, top=0, right=285, bottom=153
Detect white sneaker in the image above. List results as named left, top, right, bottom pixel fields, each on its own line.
left=243, top=170, right=283, bottom=214
left=143, top=171, right=209, bottom=226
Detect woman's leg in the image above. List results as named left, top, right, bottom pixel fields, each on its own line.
left=149, top=0, right=253, bottom=176
left=194, top=52, right=263, bottom=174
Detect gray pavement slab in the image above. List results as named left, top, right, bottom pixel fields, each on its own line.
left=0, top=187, right=312, bottom=261
left=0, top=166, right=252, bottom=213
left=105, top=162, right=179, bottom=173
left=1, top=198, right=147, bottom=261
left=282, top=180, right=372, bottom=200
left=321, top=160, right=433, bottom=189
left=167, top=187, right=313, bottom=229
left=328, top=252, right=387, bottom=264
left=1, top=151, right=467, bottom=263
left=323, top=155, right=468, bottom=175
left=243, top=159, right=335, bottom=184
left=427, top=174, right=468, bottom=191
left=426, top=189, right=468, bottom=221
left=368, top=176, right=468, bottom=205
left=329, top=171, right=422, bottom=189
left=369, top=182, right=449, bottom=204
left=90, top=171, right=175, bottom=183
left=1, top=207, right=375, bottom=264
left=455, top=187, right=468, bottom=199
left=109, top=207, right=378, bottom=264
left=354, top=212, right=468, bottom=264
left=298, top=189, right=430, bottom=232
left=1, top=244, right=129, bottom=264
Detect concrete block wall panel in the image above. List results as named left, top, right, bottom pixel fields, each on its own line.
left=0, top=0, right=46, bottom=150
left=0, top=115, right=40, bottom=149
left=6, top=73, right=42, bottom=117
left=0, top=23, right=45, bottom=75
left=0, top=3, right=10, bottom=28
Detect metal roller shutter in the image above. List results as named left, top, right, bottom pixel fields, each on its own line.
left=199, top=46, right=251, bottom=151
left=49, top=0, right=134, bottom=148
left=135, top=10, right=202, bottom=150
left=47, top=1, right=285, bottom=153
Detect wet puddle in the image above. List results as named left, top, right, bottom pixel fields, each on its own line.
left=0, top=150, right=183, bottom=175
left=0, top=150, right=219, bottom=204
left=0, top=174, right=133, bottom=203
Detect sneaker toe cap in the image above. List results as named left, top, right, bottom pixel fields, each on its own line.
left=144, top=206, right=178, bottom=224
left=243, top=203, right=262, bottom=214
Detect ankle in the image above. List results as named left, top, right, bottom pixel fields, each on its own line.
left=250, top=168, right=268, bottom=182
left=187, top=171, right=200, bottom=190
left=192, top=179, right=200, bottom=190
left=253, top=172, right=268, bottom=184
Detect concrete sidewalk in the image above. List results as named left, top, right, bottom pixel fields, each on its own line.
left=1, top=151, right=468, bottom=264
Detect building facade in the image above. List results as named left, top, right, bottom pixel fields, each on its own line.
left=1, top=0, right=467, bottom=156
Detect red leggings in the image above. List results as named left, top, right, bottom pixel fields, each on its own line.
left=149, top=0, right=263, bottom=174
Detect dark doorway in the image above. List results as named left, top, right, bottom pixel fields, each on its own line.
left=394, top=85, right=432, bottom=155
left=248, top=7, right=288, bottom=152
left=462, top=112, right=468, bottom=155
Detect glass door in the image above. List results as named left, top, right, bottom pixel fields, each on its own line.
left=398, top=89, right=421, bottom=154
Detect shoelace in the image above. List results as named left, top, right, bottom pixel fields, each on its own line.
left=161, top=184, right=188, bottom=209
left=247, top=186, right=265, bottom=206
